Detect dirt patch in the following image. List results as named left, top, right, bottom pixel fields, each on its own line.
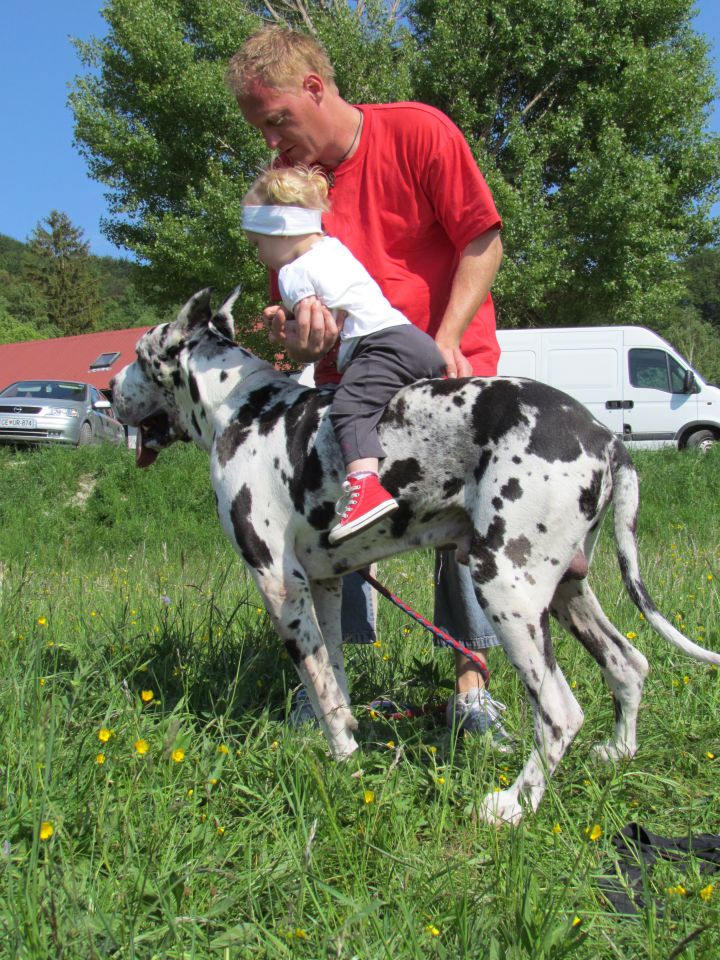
left=69, top=474, right=97, bottom=507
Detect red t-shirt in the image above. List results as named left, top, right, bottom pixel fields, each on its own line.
left=274, top=102, right=502, bottom=382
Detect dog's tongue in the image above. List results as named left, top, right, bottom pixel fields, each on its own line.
left=136, top=442, right=158, bottom=469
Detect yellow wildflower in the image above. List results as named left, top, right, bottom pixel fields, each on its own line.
left=425, top=924, right=440, bottom=937
left=552, top=823, right=562, bottom=834
left=37, top=617, right=47, bottom=627
left=699, top=883, right=714, bottom=901
left=217, top=744, right=229, bottom=754
left=171, top=748, right=185, bottom=763
left=668, top=883, right=687, bottom=896
left=385, top=741, right=395, bottom=749
left=141, top=689, right=154, bottom=703
left=134, top=739, right=149, bottom=755
left=625, top=631, right=637, bottom=640
left=39, top=822, right=53, bottom=841
left=96, top=753, right=106, bottom=765
left=363, top=790, right=375, bottom=804
left=585, top=824, right=602, bottom=841
left=98, top=728, right=112, bottom=743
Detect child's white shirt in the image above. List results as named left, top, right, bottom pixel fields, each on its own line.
left=277, top=236, right=409, bottom=368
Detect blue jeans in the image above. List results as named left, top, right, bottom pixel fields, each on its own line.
left=342, top=552, right=500, bottom=650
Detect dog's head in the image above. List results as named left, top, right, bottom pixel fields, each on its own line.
left=112, top=287, right=240, bottom=467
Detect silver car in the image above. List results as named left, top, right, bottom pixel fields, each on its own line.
left=0, top=380, right=127, bottom=447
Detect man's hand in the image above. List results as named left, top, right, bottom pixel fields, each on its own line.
left=436, top=342, right=473, bottom=379
left=263, top=296, right=342, bottom=363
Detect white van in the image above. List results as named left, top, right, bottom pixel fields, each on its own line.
left=496, top=326, right=720, bottom=451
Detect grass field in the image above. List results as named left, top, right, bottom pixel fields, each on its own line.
left=0, top=443, right=718, bottom=959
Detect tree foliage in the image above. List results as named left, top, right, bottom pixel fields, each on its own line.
left=27, top=211, right=103, bottom=336
left=69, top=0, right=719, bottom=350
left=0, top=228, right=161, bottom=346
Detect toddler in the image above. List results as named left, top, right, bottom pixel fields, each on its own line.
left=242, top=165, right=446, bottom=543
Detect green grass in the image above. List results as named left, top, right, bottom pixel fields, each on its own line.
left=0, top=444, right=718, bottom=958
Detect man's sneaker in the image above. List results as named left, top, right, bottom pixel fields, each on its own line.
left=288, top=687, right=318, bottom=728
left=446, top=689, right=513, bottom=752
left=329, top=473, right=398, bottom=544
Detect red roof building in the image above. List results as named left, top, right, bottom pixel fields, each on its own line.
left=0, top=327, right=152, bottom=395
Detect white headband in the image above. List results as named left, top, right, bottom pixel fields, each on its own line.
left=242, top=205, right=323, bottom=236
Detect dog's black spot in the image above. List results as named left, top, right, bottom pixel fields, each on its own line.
left=287, top=619, right=301, bottom=630
left=469, top=516, right=505, bottom=584
left=284, top=639, right=302, bottom=664
left=382, top=458, right=423, bottom=496
left=229, top=485, right=273, bottom=571
left=389, top=501, right=413, bottom=537
left=381, top=394, right=408, bottom=428
left=579, top=469, right=604, bottom=520
left=172, top=369, right=183, bottom=388
left=500, top=477, right=523, bottom=501
left=517, top=381, right=610, bottom=462
left=570, top=624, right=607, bottom=668
left=474, top=448, right=492, bottom=483
left=540, top=608, right=556, bottom=670
left=188, top=370, right=200, bottom=404
left=492, top=497, right=503, bottom=511
left=220, top=370, right=228, bottom=382
left=216, top=422, right=251, bottom=466
left=428, top=378, right=468, bottom=398
left=307, top=501, right=335, bottom=531
left=284, top=392, right=332, bottom=513
left=471, top=380, right=530, bottom=447
left=505, top=535, right=532, bottom=568
left=537, top=523, right=547, bottom=533
left=191, top=411, right=201, bottom=436
left=453, top=394, right=466, bottom=407
left=443, top=477, right=463, bottom=497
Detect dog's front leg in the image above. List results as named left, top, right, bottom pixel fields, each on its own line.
left=309, top=577, right=349, bottom=703
left=260, top=573, right=359, bottom=760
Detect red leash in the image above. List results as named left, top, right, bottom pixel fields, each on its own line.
left=358, top=568, right=491, bottom=688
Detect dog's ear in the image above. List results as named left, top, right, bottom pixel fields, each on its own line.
left=211, top=286, right=241, bottom=341
left=175, top=288, right=213, bottom=335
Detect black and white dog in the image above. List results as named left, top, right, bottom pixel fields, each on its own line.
left=112, top=288, right=720, bottom=825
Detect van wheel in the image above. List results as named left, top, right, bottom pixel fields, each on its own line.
left=78, top=422, right=93, bottom=446
left=685, top=429, right=715, bottom=452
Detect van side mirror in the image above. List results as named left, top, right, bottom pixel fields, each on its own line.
left=94, top=399, right=112, bottom=410
left=683, top=370, right=697, bottom=394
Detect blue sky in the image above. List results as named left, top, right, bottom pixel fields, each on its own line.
left=1, top=1, right=718, bottom=258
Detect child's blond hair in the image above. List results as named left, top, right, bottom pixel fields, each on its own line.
left=243, top=165, right=330, bottom=212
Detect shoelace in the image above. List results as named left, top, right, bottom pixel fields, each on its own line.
left=335, top=479, right=362, bottom=519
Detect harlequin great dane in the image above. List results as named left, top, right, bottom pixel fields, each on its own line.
left=111, top=288, right=720, bottom=825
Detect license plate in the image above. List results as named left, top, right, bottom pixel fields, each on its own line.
left=0, top=417, right=35, bottom=428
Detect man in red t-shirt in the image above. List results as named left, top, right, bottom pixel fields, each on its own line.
left=227, top=27, right=509, bottom=744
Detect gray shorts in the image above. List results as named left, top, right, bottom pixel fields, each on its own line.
left=330, top=325, right=446, bottom=464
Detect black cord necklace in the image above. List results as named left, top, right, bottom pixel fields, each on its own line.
left=337, top=109, right=363, bottom=165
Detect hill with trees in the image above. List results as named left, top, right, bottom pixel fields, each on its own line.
left=0, top=215, right=163, bottom=346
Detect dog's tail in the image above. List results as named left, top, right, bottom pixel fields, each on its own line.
left=611, top=440, right=720, bottom=665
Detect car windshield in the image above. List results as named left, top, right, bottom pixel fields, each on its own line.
left=0, top=381, right=87, bottom=401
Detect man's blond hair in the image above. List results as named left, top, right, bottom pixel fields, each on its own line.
left=226, top=26, right=337, bottom=97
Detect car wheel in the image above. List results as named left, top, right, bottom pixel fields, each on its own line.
left=685, top=429, right=716, bottom=452
left=78, top=422, right=93, bottom=446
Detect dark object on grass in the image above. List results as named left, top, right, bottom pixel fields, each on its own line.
left=600, top=822, right=720, bottom=914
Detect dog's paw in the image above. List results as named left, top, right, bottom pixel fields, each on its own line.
left=591, top=741, right=635, bottom=763
left=479, top=789, right=524, bottom=827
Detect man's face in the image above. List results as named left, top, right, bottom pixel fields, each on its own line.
left=238, top=78, right=329, bottom=166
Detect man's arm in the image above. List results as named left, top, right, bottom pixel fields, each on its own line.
left=434, top=229, right=503, bottom=378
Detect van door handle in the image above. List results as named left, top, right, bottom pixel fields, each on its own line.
left=606, top=400, right=634, bottom=410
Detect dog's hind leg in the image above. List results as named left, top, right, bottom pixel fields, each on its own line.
left=260, top=573, right=358, bottom=759
left=551, top=579, right=649, bottom=762
left=475, top=588, right=585, bottom=825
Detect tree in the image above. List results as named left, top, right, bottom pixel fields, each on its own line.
left=412, top=0, right=720, bottom=327
left=70, top=0, right=719, bottom=344
left=27, top=211, right=103, bottom=336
